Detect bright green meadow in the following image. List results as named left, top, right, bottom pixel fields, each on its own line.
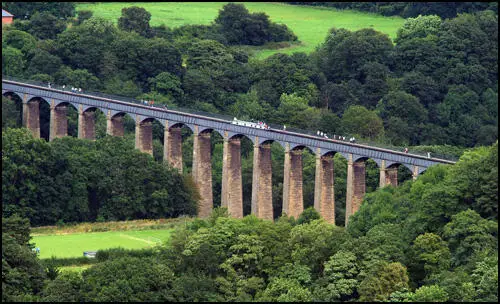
left=76, top=2, right=405, bottom=59
left=32, top=229, right=173, bottom=259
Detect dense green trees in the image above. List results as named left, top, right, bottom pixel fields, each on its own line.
left=118, top=6, right=153, bottom=38
left=290, top=2, right=498, bottom=18
left=2, top=215, right=46, bottom=302
left=2, top=2, right=76, bottom=20
left=214, top=3, right=297, bottom=46
left=1, top=142, right=496, bottom=302
left=2, top=128, right=199, bottom=226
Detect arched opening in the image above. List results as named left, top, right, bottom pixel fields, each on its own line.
left=397, top=163, right=414, bottom=185
left=23, top=97, right=51, bottom=141
left=51, top=101, right=78, bottom=139
left=228, top=133, right=254, bottom=216
left=292, top=145, right=316, bottom=211
left=209, top=130, right=224, bottom=209
left=149, top=119, right=164, bottom=162
left=2, top=92, right=22, bottom=129
left=332, top=152, right=348, bottom=226
left=81, top=107, right=107, bottom=140
left=365, top=158, right=381, bottom=193
left=268, top=141, right=284, bottom=220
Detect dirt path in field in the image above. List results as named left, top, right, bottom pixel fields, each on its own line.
left=119, top=234, right=156, bottom=244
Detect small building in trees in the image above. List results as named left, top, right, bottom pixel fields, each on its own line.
left=2, top=9, right=14, bottom=25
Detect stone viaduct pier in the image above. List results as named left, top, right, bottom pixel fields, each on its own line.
left=2, top=79, right=456, bottom=225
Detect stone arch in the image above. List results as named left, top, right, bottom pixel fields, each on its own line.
left=139, top=116, right=159, bottom=125
left=415, top=166, right=427, bottom=176
left=229, top=133, right=254, bottom=144
left=81, top=105, right=106, bottom=115
left=260, top=139, right=275, bottom=146
left=353, top=156, right=381, bottom=168
left=2, top=91, right=22, bottom=101
left=2, top=91, right=23, bottom=128
left=290, top=144, right=315, bottom=154
left=169, top=122, right=195, bottom=133
left=321, top=150, right=337, bottom=158
left=111, top=111, right=128, bottom=120
left=386, top=162, right=401, bottom=169
left=53, top=101, right=79, bottom=138
left=197, top=126, right=224, bottom=138
left=53, top=99, right=78, bottom=109
left=28, top=96, right=50, bottom=106
left=107, top=112, right=134, bottom=137
left=78, top=106, right=106, bottom=140
left=401, top=163, right=414, bottom=173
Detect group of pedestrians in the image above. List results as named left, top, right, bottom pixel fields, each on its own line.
left=316, top=130, right=330, bottom=139
left=56, top=83, right=82, bottom=93
left=257, top=121, right=270, bottom=129
left=140, top=99, right=155, bottom=107
left=318, top=132, right=356, bottom=143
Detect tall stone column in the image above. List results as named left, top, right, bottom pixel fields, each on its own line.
left=135, top=118, right=153, bottom=156
left=78, top=105, right=95, bottom=140
left=412, top=165, right=419, bottom=181
left=221, top=132, right=229, bottom=209
left=314, top=150, right=335, bottom=224
left=346, top=155, right=366, bottom=225
left=165, top=126, right=183, bottom=172
left=282, top=143, right=291, bottom=216
left=379, top=160, right=386, bottom=188
left=283, top=147, right=303, bottom=219
left=106, top=111, right=124, bottom=136
left=49, top=101, right=67, bottom=141
left=251, top=139, right=273, bottom=220
left=192, top=127, right=213, bottom=218
left=385, top=167, right=398, bottom=187
left=23, top=95, right=40, bottom=139
left=352, top=161, right=366, bottom=215
left=221, top=136, right=243, bottom=218
left=345, top=154, right=354, bottom=225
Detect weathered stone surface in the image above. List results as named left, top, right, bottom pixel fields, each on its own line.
left=23, top=97, right=40, bottom=139
left=283, top=148, right=303, bottom=219
left=106, top=111, right=124, bottom=137
left=352, top=161, right=366, bottom=217
left=50, top=103, right=67, bottom=141
left=165, top=126, right=183, bottom=172
left=385, top=167, right=398, bottom=187
left=193, top=130, right=213, bottom=218
left=345, top=155, right=366, bottom=225
left=222, top=137, right=243, bottom=218
left=314, top=151, right=335, bottom=224
left=251, top=141, right=273, bottom=220
left=78, top=107, right=95, bottom=140
left=135, top=119, right=153, bottom=156
left=412, top=165, right=419, bottom=181
left=345, top=155, right=354, bottom=225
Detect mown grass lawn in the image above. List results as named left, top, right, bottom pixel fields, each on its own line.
left=32, top=229, right=173, bottom=259
left=76, top=2, right=405, bottom=59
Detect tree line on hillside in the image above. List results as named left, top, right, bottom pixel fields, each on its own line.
left=289, top=2, right=498, bottom=19
left=2, top=128, right=199, bottom=226
left=2, top=3, right=497, bottom=149
left=2, top=141, right=497, bottom=301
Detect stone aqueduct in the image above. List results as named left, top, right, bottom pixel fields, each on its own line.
left=2, top=79, right=455, bottom=225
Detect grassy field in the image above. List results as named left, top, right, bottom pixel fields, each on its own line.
left=32, top=229, right=173, bottom=259
left=76, top=2, right=405, bottom=59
